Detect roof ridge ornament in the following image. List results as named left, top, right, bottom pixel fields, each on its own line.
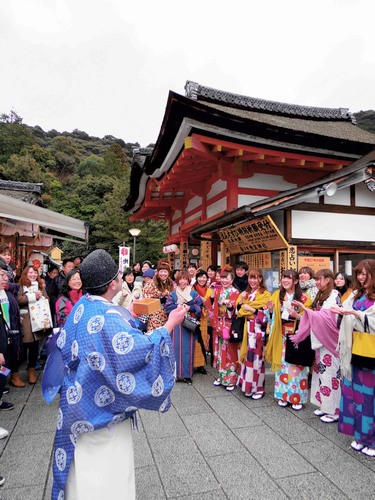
left=184, top=80, right=354, bottom=122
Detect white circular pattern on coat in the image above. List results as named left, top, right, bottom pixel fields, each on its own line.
left=124, top=406, right=138, bottom=412
left=116, top=372, right=136, bottom=394
left=66, top=381, right=83, bottom=405
left=145, top=350, right=153, bottom=364
left=55, top=447, right=67, bottom=471
left=70, top=434, right=77, bottom=447
left=160, top=340, right=170, bottom=357
left=94, top=385, right=115, bottom=407
left=87, top=315, right=105, bottom=334
left=112, top=331, right=134, bottom=355
left=57, top=490, right=65, bottom=500
left=71, top=340, right=79, bottom=360
left=56, top=408, right=63, bottom=430
left=71, top=420, right=94, bottom=435
left=73, top=304, right=84, bottom=324
left=152, top=375, right=164, bottom=397
left=87, top=352, right=106, bottom=372
left=159, top=396, right=170, bottom=413
left=56, top=328, right=66, bottom=348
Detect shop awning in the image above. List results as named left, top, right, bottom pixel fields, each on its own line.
left=0, top=194, right=88, bottom=244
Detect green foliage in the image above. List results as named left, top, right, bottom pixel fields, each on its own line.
left=354, top=110, right=375, bottom=134
left=0, top=112, right=35, bottom=163
left=0, top=112, right=168, bottom=261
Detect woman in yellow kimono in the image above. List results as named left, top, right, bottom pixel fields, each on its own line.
left=193, top=270, right=211, bottom=373
left=236, top=269, right=271, bottom=399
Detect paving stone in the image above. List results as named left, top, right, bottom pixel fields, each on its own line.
left=207, top=450, right=288, bottom=500
left=134, top=430, right=155, bottom=468
left=251, top=404, right=323, bottom=444
left=138, top=406, right=188, bottom=439
left=276, top=471, right=348, bottom=499
left=205, top=395, right=262, bottom=428
left=234, top=424, right=317, bottom=479
left=0, top=485, right=46, bottom=500
left=148, top=435, right=219, bottom=497
left=294, top=439, right=375, bottom=497
left=135, top=465, right=166, bottom=499
left=182, top=412, right=245, bottom=456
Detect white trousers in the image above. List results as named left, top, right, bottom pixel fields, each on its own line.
left=65, top=419, right=135, bottom=500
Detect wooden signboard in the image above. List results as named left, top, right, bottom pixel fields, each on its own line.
left=218, top=215, right=288, bottom=254
left=298, top=256, right=331, bottom=273
left=242, top=252, right=272, bottom=269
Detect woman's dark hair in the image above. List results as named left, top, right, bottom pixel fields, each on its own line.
left=61, top=269, right=82, bottom=297
left=353, top=259, right=375, bottom=300
left=312, top=269, right=334, bottom=308
left=279, top=269, right=302, bottom=302
left=246, top=268, right=266, bottom=294
left=298, top=266, right=314, bottom=279
left=207, top=264, right=218, bottom=273
left=334, top=272, right=351, bottom=290
left=122, top=268, right=135, bottom=280
left=195, top=269, right=208, bottom=280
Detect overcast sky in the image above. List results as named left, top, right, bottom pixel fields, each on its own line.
left=1, top=0, right=374, bottom=147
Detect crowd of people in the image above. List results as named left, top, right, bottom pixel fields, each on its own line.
left=1, top=245, right=375, bottom=493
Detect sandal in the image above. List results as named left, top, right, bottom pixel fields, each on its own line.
left=313, top=409, right=325, bottom=417
left=251, top=392, right=264, bottom=400
left=320, top=414, right=338, bottom=423
left=277, top=400, right=288, bottom=407
left=362, top=446, right=375, bottom=457
left=226, top=385, right=235, bottom=392
left=244, top=392, right=253, bottom=398
left=351, top=440, right=365, bottom=451
left=213, top=378, right=221, bottom=386
left=291, top=404, right=303, bottom=411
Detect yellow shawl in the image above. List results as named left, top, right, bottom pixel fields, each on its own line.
left=236, top=290, right=271, bottom=363
left=264, top=290, right=312, bottom=372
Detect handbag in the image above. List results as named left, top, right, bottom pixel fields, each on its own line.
left=285, top=333, right=315, bottom=367
left=29, top=296, right=53, bottom=332
left=182, top=315, right=200, bottom=334
left=351, top=315, right=375, bottom=369
left=228, top=316, right=245, bottom=343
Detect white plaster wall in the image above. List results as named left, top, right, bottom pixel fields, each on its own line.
left=207, top=179, right=227, bottom=200
left=355, top=183, right=375, bottom=208
left=238, top=194, right=266, bottom=207
left=238, top=173, right=297, bottom=190
left=171, top=222, right=180, bottom=235
left=207, top=197, right=227, bottom=218
left=292, top=211, right=375, bottom=241
left=324, top=187, right=351, bottom=206
left=172, top=210, right=181, bottom=222
left=186, top=195, right=202, bottom=213
left=185, top=211, right=202, bottom=224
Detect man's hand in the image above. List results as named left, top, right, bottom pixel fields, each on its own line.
left=0, top=353, right=5, bottom=365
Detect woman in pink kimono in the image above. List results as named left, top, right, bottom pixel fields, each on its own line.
left=209, top=267, right=240, bottom=391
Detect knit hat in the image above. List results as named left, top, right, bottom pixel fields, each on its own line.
left=142, top=268, right=155, bottom=279
left=81, top=249, right=119, bottom=289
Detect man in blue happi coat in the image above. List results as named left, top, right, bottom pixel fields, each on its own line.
left=44, top=249, right=185, bottom=500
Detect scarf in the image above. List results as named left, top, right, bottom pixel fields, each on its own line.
left=299, top=279, right=318, bottom=301
left=236, top=289, right=271, bottom=362
left=176, top=285, right=193, bottom=305
left=292, top=308, right=339, bottom=361
left=264, top=290, right=311, bottom=372
left=195, top=283, right=208, bottom=298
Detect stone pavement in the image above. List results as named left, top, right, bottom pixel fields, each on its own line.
left=1, top=363, right=375, bottom=500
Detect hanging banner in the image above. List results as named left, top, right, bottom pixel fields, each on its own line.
left=180, top=241, right=189, bottom=269
left=119, top=246, right=131, bottom=273
left=218, top=215, right=288, bottom=254
left=280, top=246, right=298, bottom=273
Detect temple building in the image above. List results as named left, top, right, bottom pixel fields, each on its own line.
left=124, top=81, right=375, bottom=284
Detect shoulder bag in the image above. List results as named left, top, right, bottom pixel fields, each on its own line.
left=351, top=315, right=375, bottom=369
